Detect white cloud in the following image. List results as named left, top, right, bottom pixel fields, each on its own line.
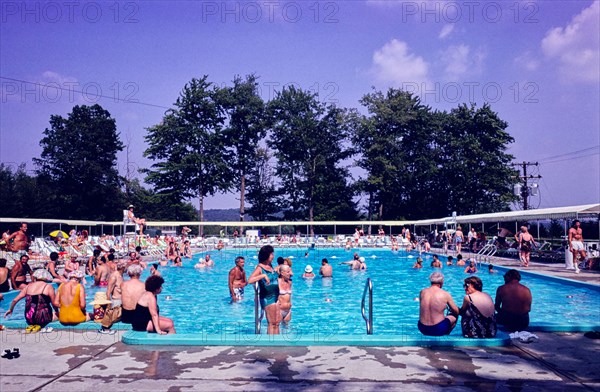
left=438, top=24, right=454, bottom=39
left=370, top=39, right=429, bottom=86
left=541, top=2, right=600, bottom=83
left=41, top=71, right=78, bottom=86
left=514, top=51, right=540, bottom=71
left=440, top=44, right=485, bottom=80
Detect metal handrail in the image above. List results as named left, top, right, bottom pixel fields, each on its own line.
left=254, top=282, right=264, bottom=334
left=361, top=278, right=373, bottom=335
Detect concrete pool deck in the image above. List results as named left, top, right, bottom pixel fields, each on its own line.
left=1, top=255, right=599, bottom=391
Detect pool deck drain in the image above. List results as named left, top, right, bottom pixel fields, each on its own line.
left=1, top=252, right=598, bottom=391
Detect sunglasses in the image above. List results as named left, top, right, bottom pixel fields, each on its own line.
left=463, top=283, right=470, bottom=289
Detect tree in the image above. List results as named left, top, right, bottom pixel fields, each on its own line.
left=268, top=86, right=357, bottom=233
left=355, top=89, right=518, bottom=220
left=33, top=104, right=124, bottom=220
left=219, top=74, right=266, bottom=231
left=354, top=89, right=432, bottom=219
left=437, top=104, right=518, bottom=215
left=144, top=76, right=231, bottom=234
left=245, top=147, right=280, bottom=221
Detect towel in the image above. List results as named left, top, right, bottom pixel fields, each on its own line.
left=509, top=331, right=539, bottom=343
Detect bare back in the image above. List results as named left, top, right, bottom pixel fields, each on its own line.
left=495, top=281, right=532, bottom=314
left=121, top=278, right=146, bottom=310
left=56, top=281, right=85, bottom=309
left=419, top=286, right=458, bottom=325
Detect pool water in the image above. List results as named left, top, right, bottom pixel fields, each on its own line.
left=3, top=248, right=599, bottom=337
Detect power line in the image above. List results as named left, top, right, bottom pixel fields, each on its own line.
left=540, top=151, right=599, bottom=165
left=536, top=145, right=600, bottom=163
left=0, top=76, right=170, bottom=110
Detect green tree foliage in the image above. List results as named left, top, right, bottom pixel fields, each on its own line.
left=354, top=89, right=518, bottom=220
left=437, top=103, right=518, bottom=215
left=144, top=76, right=231, bottom=232
left=33, top=105, right=124, bottom=220
left=219, top=74, right=266, bottom=227
left=245, top=147, right=280, bottom=221
left=355, top=89, right=433, bottom=219
left=0, top=164, right=50, bottom=218
left=267, top=86, right=357, bottom=232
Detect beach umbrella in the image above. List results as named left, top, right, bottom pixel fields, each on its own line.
left=49, top=230, right=69, bottom=239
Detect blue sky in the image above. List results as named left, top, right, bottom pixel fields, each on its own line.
left=1, top=0, right=598, bottom=213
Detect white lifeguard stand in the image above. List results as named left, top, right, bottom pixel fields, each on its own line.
left=123, top=209, right=139, bottom=249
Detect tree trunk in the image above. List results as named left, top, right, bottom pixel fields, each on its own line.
left=309, top=205, right=314, bottom=237
left=309, top=158, right=315, bottom=236
left=239, top=173, right=245, bottom=234
left=199, top=184, right=204, bottom=237
left=379, top=203, right=384, bottom=221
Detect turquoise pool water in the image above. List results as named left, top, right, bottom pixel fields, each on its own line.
left=2, top=248, right=599, bottom=337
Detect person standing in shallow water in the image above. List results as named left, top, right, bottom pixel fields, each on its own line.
left=228, top=256, right=247, bottom=302
left=248, top=245, right=281, bottom=334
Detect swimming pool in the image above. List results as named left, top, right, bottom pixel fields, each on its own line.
left=2, top=248, right=599, bottom=341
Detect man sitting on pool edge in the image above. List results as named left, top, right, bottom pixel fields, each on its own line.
left=418, top=272, right=460, bottom=336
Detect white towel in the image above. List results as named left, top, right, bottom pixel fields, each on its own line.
left=509, top=331, right=539, bottom=342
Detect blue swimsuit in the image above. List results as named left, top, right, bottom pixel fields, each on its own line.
left=258, top=266, right=279, bottom=308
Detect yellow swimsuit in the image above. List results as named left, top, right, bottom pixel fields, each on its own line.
left=58, top=283, right=87, bottom=325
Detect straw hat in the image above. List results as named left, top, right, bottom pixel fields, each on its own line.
left=304, top=265, right=313, bottom=273
left=90, top=292, right=112, bottom=306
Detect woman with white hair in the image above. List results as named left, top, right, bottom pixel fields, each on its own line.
left=278, top=265, right=293, bottom=324
left=4, top=269, right=58, bottom=332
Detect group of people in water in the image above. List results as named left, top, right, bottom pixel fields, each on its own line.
left=0, top=221, right=556, bottom=338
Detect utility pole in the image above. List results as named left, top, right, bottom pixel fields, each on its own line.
left=511, top=161, right=542, bottom=210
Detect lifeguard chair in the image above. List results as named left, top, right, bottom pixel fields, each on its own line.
left=123, top=209, right=139, bottom=249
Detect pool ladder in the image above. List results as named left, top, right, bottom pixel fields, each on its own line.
left=254, top=282, right=265, bottom=334
left=361, top=278, right=373, bottom=335
left=476, top=244, right=498, bottom=264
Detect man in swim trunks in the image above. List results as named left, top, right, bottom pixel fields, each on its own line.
left=418, top=272, right=459, bottom=336
left=454, top=227, right=464, bottom=253
left=495, top=269, right=532, bottom=332
left=6, top=222, right=30, bottom=253
left=569, top=220, right=588, bottom=272
left=94, top=256, right=110, bottom=286
left=11, top=254, right=33, bottom=290
left=228, top=256, right=247, bottom=302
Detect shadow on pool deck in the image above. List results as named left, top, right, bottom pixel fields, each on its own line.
left=1, top=328, right=599, bottom=391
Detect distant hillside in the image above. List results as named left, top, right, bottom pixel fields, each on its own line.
left=203, top=209, right=253, bottom=222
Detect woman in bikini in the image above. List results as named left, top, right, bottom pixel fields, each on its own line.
left=278, top=264, right=292, bottom=324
